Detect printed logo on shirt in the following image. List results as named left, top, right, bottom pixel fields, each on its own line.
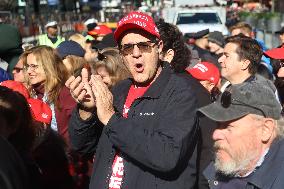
left=109, top=156, right=124, bottom=189
left=139, top=112, right=155, bottom=116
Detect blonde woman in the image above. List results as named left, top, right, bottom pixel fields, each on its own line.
left=23, top=45, right=76, bottom=146
left=68, top=33, right=88, bottom=49
left=93, top=48, right=131, bottom=88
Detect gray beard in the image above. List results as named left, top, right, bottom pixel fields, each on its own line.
left=214, top=149, right=258, bottom=177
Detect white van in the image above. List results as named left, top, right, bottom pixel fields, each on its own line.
left=162, top=7, right=229, bottom=36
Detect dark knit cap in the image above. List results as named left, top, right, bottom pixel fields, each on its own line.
left=93, top=33, right=117, bottom=50
left=208, top=31, right=225, bottom=47
left=56, top=41, right=85, bottom=59
left=87, top=23, right=97, bottom=32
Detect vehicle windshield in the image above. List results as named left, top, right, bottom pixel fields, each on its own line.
left=176, top=13, right=222, bottom=25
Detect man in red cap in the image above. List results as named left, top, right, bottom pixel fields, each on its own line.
left=187, top=62, right=220, bottom=94
left=66, top=11, right=199, bottom=189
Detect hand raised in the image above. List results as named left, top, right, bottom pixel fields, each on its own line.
left=65, top=68, right=96, bottom=111
left=90, top=75, right=115, bottom=125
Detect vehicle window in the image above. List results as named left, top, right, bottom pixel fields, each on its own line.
left=176, top=13, right=222, bottom=25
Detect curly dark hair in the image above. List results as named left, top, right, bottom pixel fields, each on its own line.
left=156, top=19, right=191, bottom=73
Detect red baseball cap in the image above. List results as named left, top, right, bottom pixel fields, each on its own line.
left=114, top=11, right=160, bottom=42
left=0, top=80, right=30, bottom=99
left=27, top=98, right=52, bottom=125
left=264, top=47, right=284, bottom=60
left=186, top=62, right=220, bottom=86
left=88, top=25, right=112, bottom=36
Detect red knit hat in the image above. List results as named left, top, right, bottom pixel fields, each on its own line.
left=0, top=80, right=30, bottom=99
left=186, top=62, right=220, bottom=86
left=27, top=98, right=52, bottom=125
left=114, top=11, right=160, bottom=42
left=88, top=25, right=113, bottom=36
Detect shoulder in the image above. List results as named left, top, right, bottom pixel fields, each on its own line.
left=58, top=86, right=76, bottom=105
left=111, top=78, right=132, bottom=95
left=170, top=71, right=204, bottom=92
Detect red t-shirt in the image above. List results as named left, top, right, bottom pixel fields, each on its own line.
left=108, top=84, right=150, bottom=189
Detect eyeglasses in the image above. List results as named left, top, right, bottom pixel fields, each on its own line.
left=220, top=90, right=267, bottom=117
left=13, top=67, right=23, bottom=73
left=24, top=64, right=39, bottom=72
left=119, top=41, right=157, bottom=55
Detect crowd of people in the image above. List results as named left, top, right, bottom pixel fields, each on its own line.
left=0, top=10, right=284, bottom=189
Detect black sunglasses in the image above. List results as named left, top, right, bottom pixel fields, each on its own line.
left=220, top=90, right=267, bottom=117
left=13, top=67, right=23, bottom=73
left=119, top=41, right=157, bottom=55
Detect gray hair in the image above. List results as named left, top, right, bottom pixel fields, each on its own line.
left=252, top=114, right=284, bottom=138
left=276, top=116, right=284, bottom=138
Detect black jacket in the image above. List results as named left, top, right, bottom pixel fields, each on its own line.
left=69, top=63, right=199, bottom=189
left=0, top=136, right=29, bottom=189
left=188, top=79, right=217, bottom=189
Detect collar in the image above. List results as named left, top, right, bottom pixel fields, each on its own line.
left=244, top=75, right=255, bottom=82
left=247, top=138, right=284, bottom=188
left=237, top=148, right=269, bottom=178
left=112, top=61, right=172, bottom=111
left=142, top=61, right=172, bottom=99
left=33, top=83, right=45, bottom=95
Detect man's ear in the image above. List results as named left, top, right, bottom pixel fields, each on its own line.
left=157, top=40, right=163, bottom=54
left=164, top=49, right=175, bottom=63
left=241, top=59, right=251, bottom=70
left=261, top=118, right=276, bottom=143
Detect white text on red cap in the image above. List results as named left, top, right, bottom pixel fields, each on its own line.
left=194, top=63, right=208, bottom=73
left=118, top=13, right=149, bottom=26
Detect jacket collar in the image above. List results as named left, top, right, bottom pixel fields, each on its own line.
left=247, top=138, right=284, bottom=188
left=142, top=61, right=172, bottom=99
left=112, top=61, right=172, bottom=112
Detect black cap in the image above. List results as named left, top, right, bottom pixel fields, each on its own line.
left=198, top=81, right=282, bottom=122
left=275, top=27, right=284, bottom=34
left=208, top=31, right=225, bottom=47
left=92, top=33, right=117, bottom=50
left=184, top=29, right=209, bottom=40
left=56, top=40, right=86, bottom=59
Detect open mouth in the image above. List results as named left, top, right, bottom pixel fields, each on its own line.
left=134, top=63, right=144, bottom=72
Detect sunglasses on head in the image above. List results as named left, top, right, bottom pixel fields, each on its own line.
left=220, top=90, right=267, bottom=117
left=97, top=52, right=107, bottom=61
left=119, top=41, right=157, bottom=55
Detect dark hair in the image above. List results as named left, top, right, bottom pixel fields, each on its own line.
left=271, top=59, right=283, bottom=76
left=156, top=20, right=191, bottom=73
left=225, top=34, right=262, bottom=74
left=257, top=63, right=274, bottom=81
left=0, top=86, right=35, bottom=154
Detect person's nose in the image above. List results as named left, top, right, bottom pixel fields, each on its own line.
left=132, top=44, right=142, bottom=58
left=218, top=54, right=225, bottom=64
left=212, top=128, right=226, bottom=141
